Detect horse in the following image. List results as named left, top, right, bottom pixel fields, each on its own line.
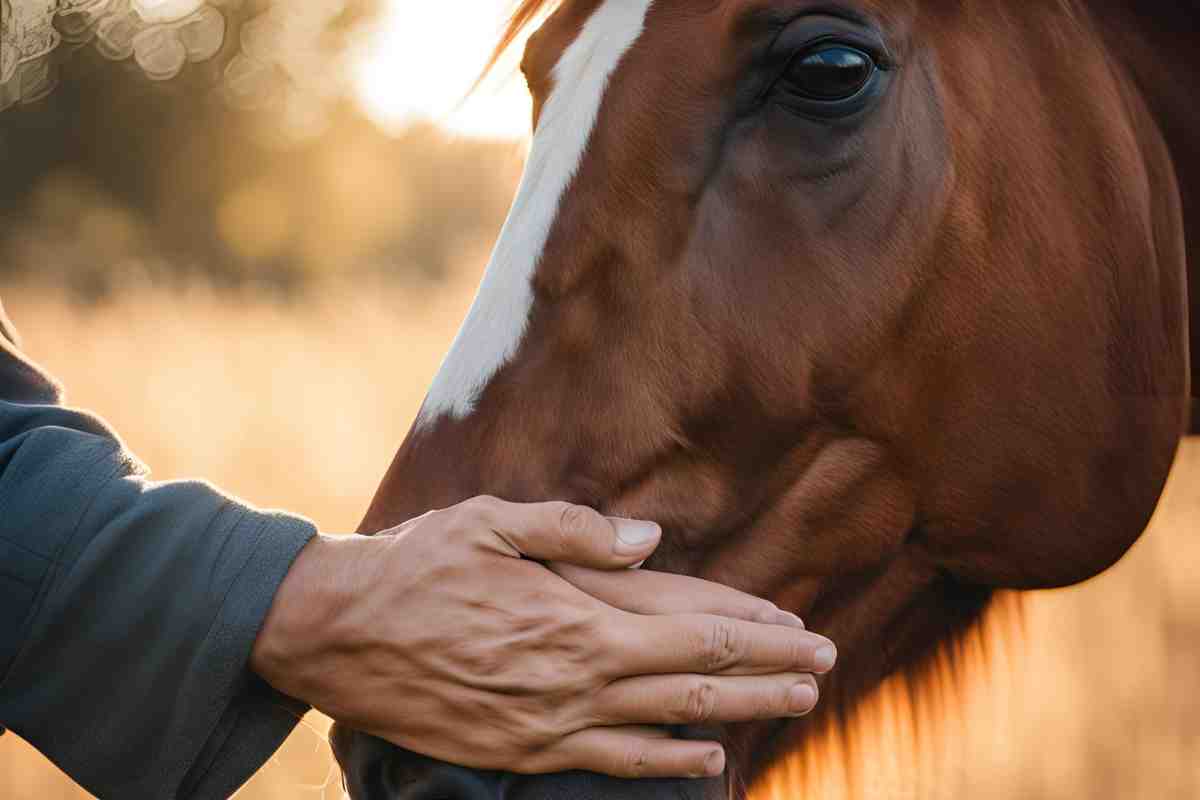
left=331, top=0, right=1198, bottom=797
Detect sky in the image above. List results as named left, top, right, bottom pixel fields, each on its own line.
left=352, top=2, right=538, bottom=140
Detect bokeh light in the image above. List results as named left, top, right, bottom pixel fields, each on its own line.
left=2, top=0, right=540, bottom=139
left=2, top=0, right=228, bottom=108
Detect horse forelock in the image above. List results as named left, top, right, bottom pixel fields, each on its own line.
left=484, top=0, right=566, bottom=81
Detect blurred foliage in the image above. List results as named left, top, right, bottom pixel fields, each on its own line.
left=0, top=0, right=524, bottom=300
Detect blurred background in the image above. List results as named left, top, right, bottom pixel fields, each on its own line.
left=0, top=1, right=1196, bottom=798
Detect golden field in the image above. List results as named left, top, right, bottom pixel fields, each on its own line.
left=0, top=284, right=1196, bottom=800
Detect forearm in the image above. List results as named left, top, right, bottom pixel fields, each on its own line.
left=0, top=398, right=317, bottom=799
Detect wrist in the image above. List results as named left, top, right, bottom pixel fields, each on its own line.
left=250, top=533, right=368, bottom=694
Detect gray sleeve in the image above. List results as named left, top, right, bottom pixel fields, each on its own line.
left=0, top=399, right=318, bottom=799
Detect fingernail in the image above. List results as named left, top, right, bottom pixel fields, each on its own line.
left=789, top=683, right=818, bottom=714
left=612, top=518, right=661, bottom=555
left=703, top=748, right=726, bottom=777
left=813, top=643, right=837, bottom=673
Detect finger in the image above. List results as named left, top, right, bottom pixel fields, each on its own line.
left=605, top=611, right=837, bottom=677
left=522, top=726, right=725, bottom=779
left=588, top=672, right=819, bottom=727
left=550, top=563, right=806, bottom=629
left=464, top=496, right=662, bottom=568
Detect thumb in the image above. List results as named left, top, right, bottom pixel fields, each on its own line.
left=492, top=500, right=662, bottom=569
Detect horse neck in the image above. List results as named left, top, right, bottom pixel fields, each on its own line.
left=1091, top=1, right=1200, bottom=428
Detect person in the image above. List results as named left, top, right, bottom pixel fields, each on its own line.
left=0, top=298, right=837, bottom=799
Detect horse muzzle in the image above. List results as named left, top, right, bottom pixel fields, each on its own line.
left=331, top=726, right=730, bottom=800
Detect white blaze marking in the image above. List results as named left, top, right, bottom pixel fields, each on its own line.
left=416, top=0, right=654, bottom=427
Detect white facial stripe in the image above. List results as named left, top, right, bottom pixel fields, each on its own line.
left=416, top=0, right=655, bottom=427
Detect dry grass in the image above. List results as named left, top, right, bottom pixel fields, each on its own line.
left=0, top=284, right=1196, bottom=800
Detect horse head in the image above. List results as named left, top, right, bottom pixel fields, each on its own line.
left=333, top=1, right=1195, bottom=797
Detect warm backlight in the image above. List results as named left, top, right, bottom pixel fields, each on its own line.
left=353, top=1, right=538, bottom=140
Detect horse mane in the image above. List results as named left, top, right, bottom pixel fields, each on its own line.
left=751, top=592, right=1026, bottom=800
left=483, top=0, right=564, bottom=79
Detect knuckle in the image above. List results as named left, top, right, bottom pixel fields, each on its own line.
left=791, top=636, right=813, bottom=668
left=586, top=613, right=626, bottom=680
left=442, top=503, right=485, bottom=537
left=557, top=502, right=594, bottom=540
left=505, top=706, right=558, bottom=751
left=677, top=679, right=718, bottom=723
left=519, top=719, right=557, bottom=751
left=699, top=620, right=741, bottom=672
left=620, top=743, right=652, bottom=778
left=540, top=669, right=582, bottom=700
left=750, top=601, right=781, bottom=626
left=468, top=495, right=503, bottom=522
left=565, top=694, right=600, bottom=730
left=434, top=505, right=468, bottom=533
left=765, top=682, right=792, bottom=717
left=560, top=662, right=600, bottom=696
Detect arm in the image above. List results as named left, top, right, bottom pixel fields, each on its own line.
left=0, top=352, right=316, bottom=799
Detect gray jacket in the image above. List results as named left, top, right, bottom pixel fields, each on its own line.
left=0, top=298, right=318, bottom=798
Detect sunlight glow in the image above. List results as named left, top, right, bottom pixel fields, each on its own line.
left=352, top=2, right=539, bottom=140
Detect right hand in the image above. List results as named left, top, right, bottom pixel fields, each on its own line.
left=250, top=496, right=837, bottom=780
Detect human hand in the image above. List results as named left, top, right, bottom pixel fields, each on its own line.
left=250, top=497, right=837, bottom=779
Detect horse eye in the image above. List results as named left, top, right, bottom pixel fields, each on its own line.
left=785, top=43, right=876, bottom=101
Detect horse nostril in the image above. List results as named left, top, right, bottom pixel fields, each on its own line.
left=383, top=763, right=502, bottom=800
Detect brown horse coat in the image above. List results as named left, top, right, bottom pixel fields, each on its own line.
left=336, top=2, right=1198, bottom=798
